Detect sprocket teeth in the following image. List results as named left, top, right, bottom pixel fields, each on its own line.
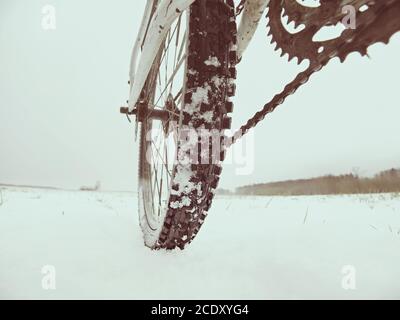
left=269, top=36, right=275, bottom=44
left=286, top=15, right=297, bottom=27
left=294, top=20, right=303, bottom=29
left=338, top=51, right=350, bottom=63
left=382, top=36, right=391, bottom=45
left=359, top=48, right=368, bottom=56
left=266, top=0, right=400, bottom=66
left=265, top=1, right=305, bottom=62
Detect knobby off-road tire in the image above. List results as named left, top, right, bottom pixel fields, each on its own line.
left=138, top=0, right=237, bottom=250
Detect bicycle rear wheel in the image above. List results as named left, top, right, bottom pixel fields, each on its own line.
left=138, top=0, right=237, bottom=250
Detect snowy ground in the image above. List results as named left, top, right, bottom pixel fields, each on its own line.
left=0, top=186, right=399, bottom=299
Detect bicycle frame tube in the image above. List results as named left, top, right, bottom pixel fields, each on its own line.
left=237, top=0, right=269, bottom=59
left=129, top=0, right=155, bottom=86
left=128, top=0, right=196, bottom=111
left=128, top=0, right=269, bottom=111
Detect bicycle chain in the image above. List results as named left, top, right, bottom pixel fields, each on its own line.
left=229, top=0, right=400, bottom=146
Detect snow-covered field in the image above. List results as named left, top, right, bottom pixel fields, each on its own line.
left=0, top=186, right=399, bottom=299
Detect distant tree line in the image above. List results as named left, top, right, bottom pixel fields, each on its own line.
left=234, top=168, right=400, bottom=196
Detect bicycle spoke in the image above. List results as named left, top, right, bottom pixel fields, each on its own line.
left=142, top=11, right=188, bottom=226
left=151, top=140, right=172, bottom=180
left=154, top=53, right=187, bottom=108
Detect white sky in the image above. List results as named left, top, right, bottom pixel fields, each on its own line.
left=1, top=0, right=400, bottom=191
